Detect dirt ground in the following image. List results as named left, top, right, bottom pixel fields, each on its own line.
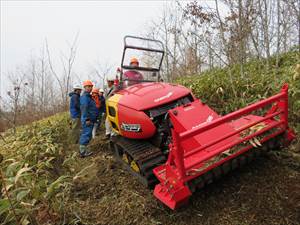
left=66, top=137, right=300, bottom=225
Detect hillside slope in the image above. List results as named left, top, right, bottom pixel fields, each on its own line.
left=0, top=51, right=299, bottom=225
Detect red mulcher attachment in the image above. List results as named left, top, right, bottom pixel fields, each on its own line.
left=153, top=84, right=296, bottom=210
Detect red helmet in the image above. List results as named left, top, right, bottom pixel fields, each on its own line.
left=92, top=88, right=99, bottom=93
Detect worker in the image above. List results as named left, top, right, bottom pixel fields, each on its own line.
left=91, top=88, right=101, bottom=138
left=98, top=89, right=106, bottom=126
left=106, top=75, right=116, bottom=98
left=68, top=84, right=82, bottom=144
left=104, top=75, right=117, bottom=139
left=79, top=80, right=97, bottom=157
left=123, top=57, right=144, bottom=86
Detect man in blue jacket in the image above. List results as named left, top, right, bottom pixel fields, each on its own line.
left=69, top=84, right=82, bottom=144
left=79, top=80, right=97, bottom=157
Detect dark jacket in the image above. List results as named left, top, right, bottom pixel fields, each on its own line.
left=69, top=92, right=81, bottom=119
left=99, top=95, right=106, bottom=114
left=80, top=91, right=97, bottom=123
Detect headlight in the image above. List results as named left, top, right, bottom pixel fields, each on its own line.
left=108, top=106, right=116, bottom=117
left=121, top=123, right=141, bottom=132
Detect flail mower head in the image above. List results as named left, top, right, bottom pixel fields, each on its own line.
left=153, top=84, right=295, bottom=209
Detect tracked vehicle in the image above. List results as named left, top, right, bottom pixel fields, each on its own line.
left=106, top=36, right=296, bottom=209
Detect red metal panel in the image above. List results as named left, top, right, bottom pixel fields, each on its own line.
left=117, top=82, right=191, bottom=110
left=179, top=90, right=285, bottom=140
left=117, top=104, right=156, bottom=139
left=169, top=100, right=239, bottom=153
left=184, top=120, right=283, bottom=171
left=184, top=110, right=283, bottom=159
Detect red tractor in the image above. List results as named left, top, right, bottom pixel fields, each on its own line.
left=106, top=36, right=296, bottom=209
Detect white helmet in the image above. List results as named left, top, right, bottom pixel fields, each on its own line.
left=73, top=83, right=82, bottom=90
left=106, top=74, right=115, bottom=81
left=99, top=88, right=104, bottom=93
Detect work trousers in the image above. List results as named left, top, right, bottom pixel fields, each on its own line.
left=79, top=122, right=94, bottom=145
left=69, top=118, right=81, bottom=144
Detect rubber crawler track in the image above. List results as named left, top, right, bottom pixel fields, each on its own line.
left=110, top=136, right=166, bottom=187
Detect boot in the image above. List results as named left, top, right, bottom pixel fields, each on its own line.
left=79, top=145, right=93, bottom=158
left=80, top=151, right=93, bottom=158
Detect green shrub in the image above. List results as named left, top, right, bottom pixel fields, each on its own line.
left=0, top=113, right=73, bottom=224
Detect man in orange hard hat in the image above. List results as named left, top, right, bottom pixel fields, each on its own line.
left=123, top=57, right=144, bottom=86
left=79, top=80, right=97, bottom=157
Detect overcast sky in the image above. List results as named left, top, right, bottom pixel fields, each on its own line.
left=1, top=0, right=222, bottom=98
left=1, top=0, right=177, bottom=96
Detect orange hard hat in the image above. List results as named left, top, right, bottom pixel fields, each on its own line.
left=83, top=80, right=93, bottom=87
left=92, top=88, right=99, bottom=93
left=130, top=57, right=139, bottom=65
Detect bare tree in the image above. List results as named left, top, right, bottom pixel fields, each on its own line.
left=46, top=33, right=79, bottom=108
left=92, top=60, right=113, bottom=89
left=286, top=0, right=300, bottom=51
left=0, top=39, right=75, bottom=131
left=3, top=71, right=27, bottom=133
left=139, top=0, right=299, bottom=87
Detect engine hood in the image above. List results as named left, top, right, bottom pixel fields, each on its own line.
left=116, top=82, right=191, bottom=111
